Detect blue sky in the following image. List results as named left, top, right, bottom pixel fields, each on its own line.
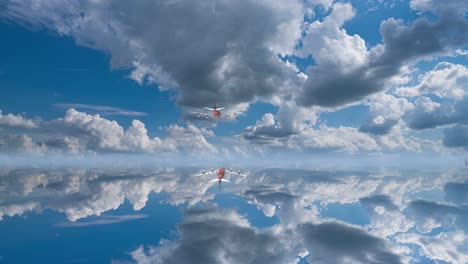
left=0, top=0, right=467, bottom=160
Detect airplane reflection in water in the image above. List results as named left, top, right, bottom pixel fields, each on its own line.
left=193, top=167, right=247, bottom=191
left=1, top=167, right=468, bottom=263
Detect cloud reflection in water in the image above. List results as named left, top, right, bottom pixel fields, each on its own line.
left=0, top=167, right=467, bottom=263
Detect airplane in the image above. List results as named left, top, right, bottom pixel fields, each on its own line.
left=190, top=103, right=237, bottom=119
left=193, top=167, right=247, bottom=191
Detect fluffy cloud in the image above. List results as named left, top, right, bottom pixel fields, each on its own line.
left=0, top=110, right=37, bottom=128
left=128, top=206, right=403, bottom=264
left=0, top=202, right=38, bottom=220
left=398, top=189, right=468, bottom=262
left=1, top=0, right=304, bottom=109
left=301, top=125, right=381, bottom=152
left=298, top=2, right=373, bottom=107
left=129, top=206, right=302, bottom=264
left=404, top=96, right=468, bottom=149
left=51, top=109, right=157, bottom=152
left=410, top=0, right=468, bottom=16
left=407, top=200, right=468, bottom=234
left=242, top=112, right=381, bottom=152
left=0, top=134, right=47, bottom=154
left=300, top=2, right=368, bottom=72
left=0, top=168, right=216, bottom=221
left=359, top=93, right=413, bottom=135
left=239, top=99, right=391, bottom=153
left=298, top=0, right=468, bottom=107
left=360, top=195, right=414, bottom=238
left=396, top=195, right=468, bottom=263
left=405, top=97, right=454, bottom=130
left=163, top=125, right=217, bottom=153
left=395, top=62, right=468, bottom=100
left=0, top=109, right=217, bottom=154
left=300, top=222, right=403, bottom=264
left=396, top=232, right=468, bottom=264
left=241, top=169, right=468, bottom=263
left=241, top=107, right=433, bottom=153
left=396, top=62, right=468, bottom=149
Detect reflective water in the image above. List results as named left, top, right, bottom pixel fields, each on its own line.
left=0, top=167, right=467, bottom=263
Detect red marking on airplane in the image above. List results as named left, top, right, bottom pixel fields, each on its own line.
left=217, top=168, right=225, bottom=180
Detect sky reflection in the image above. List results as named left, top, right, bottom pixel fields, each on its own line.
left=0, top=167, right=467, bottom=263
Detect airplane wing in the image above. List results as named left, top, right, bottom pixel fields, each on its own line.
left=189, top=111, right=210, bottom=119
left=223, top=112, right=238, bottom=119
left=193, top=168, right=216, bottom=177
left=227, top=168, right=248, bottom=177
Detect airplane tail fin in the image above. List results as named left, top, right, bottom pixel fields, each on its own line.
left=221, top=179, right=230, bottom=183
left=209, top=179, right=219, bottom=183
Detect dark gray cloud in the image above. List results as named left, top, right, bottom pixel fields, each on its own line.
left=1, top=0, right=303, bottom=108
left=240, top=107, right=304, bottom=147
left=129, top=205, right=404, bottom=264
left=444, top=182, right=468, bottom=206
left=5, top=0, right=465, bottom=111
left=299, top=0, right=468, bottom=108
left=406, top=97, right=468, bottom=130
left=408, top=199, right=468, bottom=230
left=396, top=62, right=468, bottom=141
left=299, top=222, right=403, bottom=264
left=238, top=105, right=390, bottom=153
left=406, top=98, right=455, bottom=130
left=357, top=88, right=413, bottom=137
left=443, top=125, right=468, bottom=149
left=130, top=205, right=301, bottom=264
left=300, top=69, right=382, bottom=107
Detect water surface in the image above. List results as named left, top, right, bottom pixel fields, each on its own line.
left=0, top=167, right=467, bottom=263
